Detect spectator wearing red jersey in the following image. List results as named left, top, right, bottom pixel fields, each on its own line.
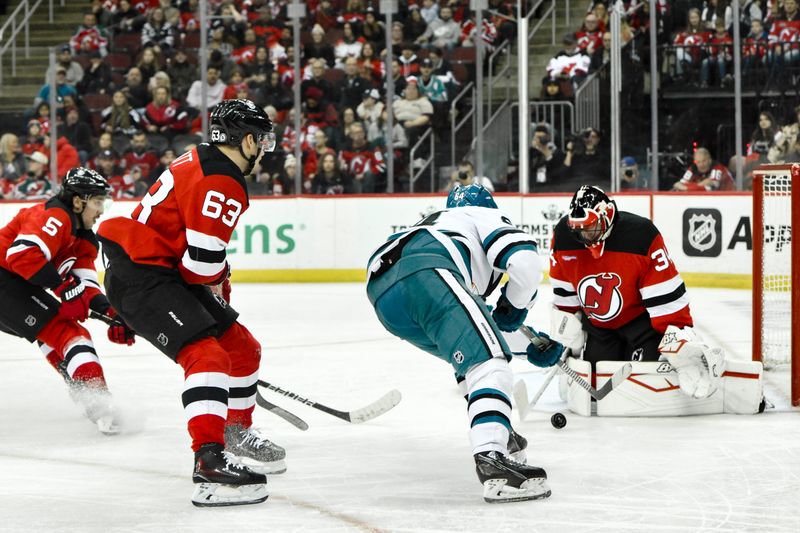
left=768, top=0, right=800, bottom=71
left=673, top=8, right=711, bottom=81
left=339, top=121, right=384, bottom=193
left=108, top=164, right=149, bottom=199
left=700, top=20, right=733, bottom=88
left=232, top=28, right=258, bottom=65
left=69, top=12, right=108, bottom=57
left=121, top=131, right=159, bottom=180
left=143, top=86, right=189, bottom=139
left=576, top=12, right=604, bottom=59
left=304, top=86, right=339, bottom=129
left=21, top=120, right=45, bottom=156
left=358, top=41, right=385, bottom=83
left=743, top=18, right=769, bottom=77
left=673, top=147, right=735, bottom=191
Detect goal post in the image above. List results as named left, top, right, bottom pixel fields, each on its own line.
left=752, top=164, right=799, bottom=406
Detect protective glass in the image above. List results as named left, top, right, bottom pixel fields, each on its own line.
left=257, top=131, right=277, bottom=153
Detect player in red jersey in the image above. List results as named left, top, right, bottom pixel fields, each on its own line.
left=97, top=99, right=279, bottom=507
left=0, top=167, right=135, bottom=434
left=549, top=186, right=724, bottom=401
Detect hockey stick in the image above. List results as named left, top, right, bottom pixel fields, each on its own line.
left=520, top=325, right=632, bottom=402
left=513, top=347, right=570, bottom=421
left=257, top=380, right=402, bottom=424
left=255, top=391, right=309, bottom=431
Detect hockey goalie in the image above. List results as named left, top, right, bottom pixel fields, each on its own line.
left=547, top=186, right=763, bottom=417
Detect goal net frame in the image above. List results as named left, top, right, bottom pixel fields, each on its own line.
left=752, top=164, right=799, bottom=407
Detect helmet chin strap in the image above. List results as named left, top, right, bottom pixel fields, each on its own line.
left=238, top=144, right=258, bottom=176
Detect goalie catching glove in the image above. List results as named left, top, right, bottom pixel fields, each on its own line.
left=658, top=325, right=725, bottom=399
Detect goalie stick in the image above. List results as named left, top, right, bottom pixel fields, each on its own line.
left=255, top=391, right=309, bottom=430
left=257, top=380, right=402, bottom=424
left=520, top=325, right=632, bottom=403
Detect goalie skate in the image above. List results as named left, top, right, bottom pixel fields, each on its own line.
left=475, top=451, right=551, bottom=503
left=224, top=424, right=286, bottom=474
left=191, top=443, right=268, bottom=507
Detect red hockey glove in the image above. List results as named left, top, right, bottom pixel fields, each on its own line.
left=105, top=308, right=135, bottom=346
left=54, top=274, right=91, bottom=321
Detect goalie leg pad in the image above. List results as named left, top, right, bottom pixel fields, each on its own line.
left=191, top=482, right=269, bottom=507
left=593, top=360, right=763, bottom=416
left=564, top=357, right=592, bottom=417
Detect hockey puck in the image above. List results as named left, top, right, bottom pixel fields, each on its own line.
left=551, top=412, right=567, bottom=429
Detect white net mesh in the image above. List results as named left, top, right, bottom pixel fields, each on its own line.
left=758, top=172, right=793, bottom=368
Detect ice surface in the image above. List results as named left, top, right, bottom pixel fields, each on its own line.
left=1, top=283, right=798, bottom=532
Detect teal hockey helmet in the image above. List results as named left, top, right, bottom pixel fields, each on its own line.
left=446, top=184, right=498, bottom=209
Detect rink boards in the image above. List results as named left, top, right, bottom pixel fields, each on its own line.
left=0, top=192, right=756, bottom=287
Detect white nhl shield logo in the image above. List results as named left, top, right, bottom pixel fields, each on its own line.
left=687, top=213, right=717, bottom=252
left=25, top=315, right=36, bottom=327
left=157, top=333, right=169, bottom=346
left=453, top=350, right=464, bottom=364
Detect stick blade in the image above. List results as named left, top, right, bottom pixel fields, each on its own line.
left=347, top=389, right=402, bottom=424
left=255, top=392, right=309, bottom=430
left=513, top=380, right=530, bottom=422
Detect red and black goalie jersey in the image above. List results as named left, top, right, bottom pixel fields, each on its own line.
left=549, top=211, right=693, bottom=333
left=97, top=143, right=249, bottom=285
left=0, top=197, right=104, bottom=296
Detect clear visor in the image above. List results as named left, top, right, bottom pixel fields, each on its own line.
left=257, top=131, right=277, bottom=153
left=86, top=195, right=113, bottom=213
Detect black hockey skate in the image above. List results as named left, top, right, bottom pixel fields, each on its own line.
left=224, top=424, right=286, bottom=474
left=475, top=451, right=551, bottom=503
left=507, top=430, right=528, bottom=463
left=191, top=443, right=268, bottom=507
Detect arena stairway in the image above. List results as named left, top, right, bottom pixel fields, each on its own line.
left=0, top=0, right=87, bottom=114
left=490, top=0, right=588, bottom=103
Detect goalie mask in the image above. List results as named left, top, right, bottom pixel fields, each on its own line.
left=567, top=185, right=617, bottom=258
left=446, top=184, right=498, bottom=209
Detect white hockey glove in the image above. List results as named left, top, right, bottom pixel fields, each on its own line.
left=550, top=309, right=586, bottom=354
left=658, top=325, right=725, bottom=399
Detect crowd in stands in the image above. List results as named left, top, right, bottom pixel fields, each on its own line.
left=3, top=1, right=800, bottom=198
left=0, top=0, right=521, bottom=200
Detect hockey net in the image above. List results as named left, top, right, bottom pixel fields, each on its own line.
left=752, top=164, right=799, bottom=406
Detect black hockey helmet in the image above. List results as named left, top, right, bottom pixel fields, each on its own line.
left=209, top=99, right=276, bottom=153
left=567, top=185, right=617, bottom=253
left=58, top=167, right=112, bottom=202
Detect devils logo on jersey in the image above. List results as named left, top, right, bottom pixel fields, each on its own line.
left=577, top=272, right=623, bottom=322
